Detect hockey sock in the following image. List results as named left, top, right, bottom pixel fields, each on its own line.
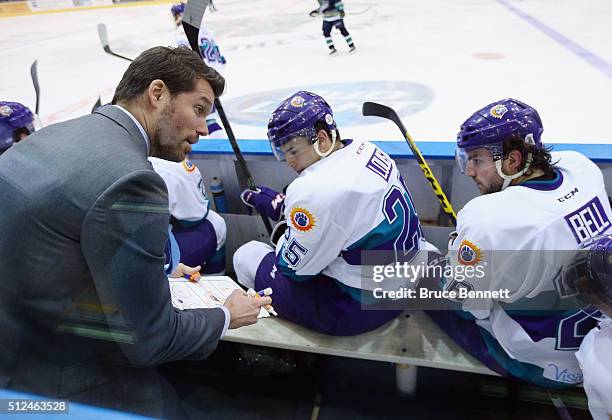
left=344, top=35, right=354, bottom=48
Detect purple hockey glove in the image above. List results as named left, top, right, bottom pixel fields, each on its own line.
left=240, top=186, right=285, bottom=221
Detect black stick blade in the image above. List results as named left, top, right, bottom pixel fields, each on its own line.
left=362, top=102, right=406, bottom=133
left=182, top=0, right=209, bottom=52
left=362, top=101, right=393, bottom=118
left=30, top=60, right=40, bottom=115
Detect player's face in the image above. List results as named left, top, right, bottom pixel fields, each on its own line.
left=151, top=78, right=213, bottom=162
left=465, top=148, right=503, bottom=194
left=281, top=137, right=319, bottom=173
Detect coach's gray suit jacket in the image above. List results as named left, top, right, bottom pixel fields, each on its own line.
left=0, top=105, right=225, bottom=415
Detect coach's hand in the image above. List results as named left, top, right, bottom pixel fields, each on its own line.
left=224, top=289, right=272, bottom=328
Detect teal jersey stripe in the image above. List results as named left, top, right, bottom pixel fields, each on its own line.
left=478, top=326, right=576, bottom=389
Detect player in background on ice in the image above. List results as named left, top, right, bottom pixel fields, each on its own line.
left=0, top=101, right=38, bottom=155
left=233, top=91, right=435, bottom=336
left=561, top=234, right=612, bottom=420
left=429, top=98, right=612, bottom=388
left=171, top=2, right=226, bottom=138
left=150, top=157, right=227, bottom=275
left=309, top=0, right=355, bottom=55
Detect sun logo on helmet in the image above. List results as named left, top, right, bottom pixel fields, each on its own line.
left=290, top=96, right=305, bottom=108
left=325, top=114, right=334, bottom=125
left=489, top=104, right=508, bottom=119
left=0, top=106, right=13, bottom=117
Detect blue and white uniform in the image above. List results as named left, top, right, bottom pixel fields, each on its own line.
left=175, top=25, right=226, bottom=138
left=434, top=151, right=612, bottom=387
left=150, top=157, right=226, bottom=274
left=313, top=0, right=355, bottom=53
left=234, top=139, right=433, bottom=335
left=317, top=0, right=344, bottom=20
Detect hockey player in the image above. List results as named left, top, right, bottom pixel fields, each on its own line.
left=309, top=0, right=355, bottom=55
left=0, top=101, right=36, bottom=154
left=233, top=91, right=434, bottom=336
left=430, top=98, right=612, bottom=387
left=150, top=157, right=227, bottom=275
left=565, top=234, right=611, bottom=420
left=171, top=2, right=226, bottom=138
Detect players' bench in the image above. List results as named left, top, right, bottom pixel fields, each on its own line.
left=222, top=310, right=497, bottom=394
left=221, top=215, right=497, bottom=394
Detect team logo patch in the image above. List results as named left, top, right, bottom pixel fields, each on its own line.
left=325, top=114, right=334, bottom=125
left=290, top=96, right=305, bottom=108
left=458, top=240, right=482, bottom=265
left=489, top=104, right=508, bottom=119
left=290, top=207, right=316, bottom=232
left=0, top=106, right=13, bottom=117
left=182, top=159, right=197, bottom=173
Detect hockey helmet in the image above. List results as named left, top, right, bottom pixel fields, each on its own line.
left=0, top=122, right=13, bottom=152
left=267, top=91, right=336, bottom=161
left=561, top=234, right=612, bottom=311
left=0, top=101, right=35, bottom=142
left=455, top=99, right=544, bottom=189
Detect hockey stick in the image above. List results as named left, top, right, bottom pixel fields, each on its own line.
left=92, top=96, right=102, bottom=113
left=97, top=23, right=134, bottom=62
left=362, top=102, right=457, bottom=226
left=183, top=0, right=273, bottom=235
left=30, top=60, right=40, bottom=115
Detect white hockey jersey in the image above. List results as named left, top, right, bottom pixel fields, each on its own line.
left=275, top=139, right=428, bottom=294
left=575, top=318, right=612, bottom=420
left=174, top=25, right=226, bottom=74
left=445, top=151, right=612, bottom=384
left=148, top=157, right=209, bottom=222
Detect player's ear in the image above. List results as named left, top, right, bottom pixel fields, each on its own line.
left=506, top=149, right=523, bottom=173
left=316, top=129, right=330, bottom=146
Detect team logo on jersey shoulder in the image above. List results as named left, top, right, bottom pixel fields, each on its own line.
left=489, top=104, right=508, bottom=119
left=290, top=207, right=316, bottom=232
left=290, top=95, right=305, bottom=108
left=182, top=159, right=197, bottom=173
left=458, top=239, right=482, bottom=265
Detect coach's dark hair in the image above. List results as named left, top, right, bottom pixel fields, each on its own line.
left=503, top=134, right=555, bottom=175
left=112, top=46, right=225, bottom=104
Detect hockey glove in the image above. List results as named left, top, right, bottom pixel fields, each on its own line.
left=240, top=186, right=286, bottom=222
left=309, top=9, right=320, bottom=17
left=339, top=10, right=345, bottom=17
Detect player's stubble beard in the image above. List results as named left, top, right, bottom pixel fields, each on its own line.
left=151, top=103, right=185, bottom=162
left=479, top=178, right=504, bottom=195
